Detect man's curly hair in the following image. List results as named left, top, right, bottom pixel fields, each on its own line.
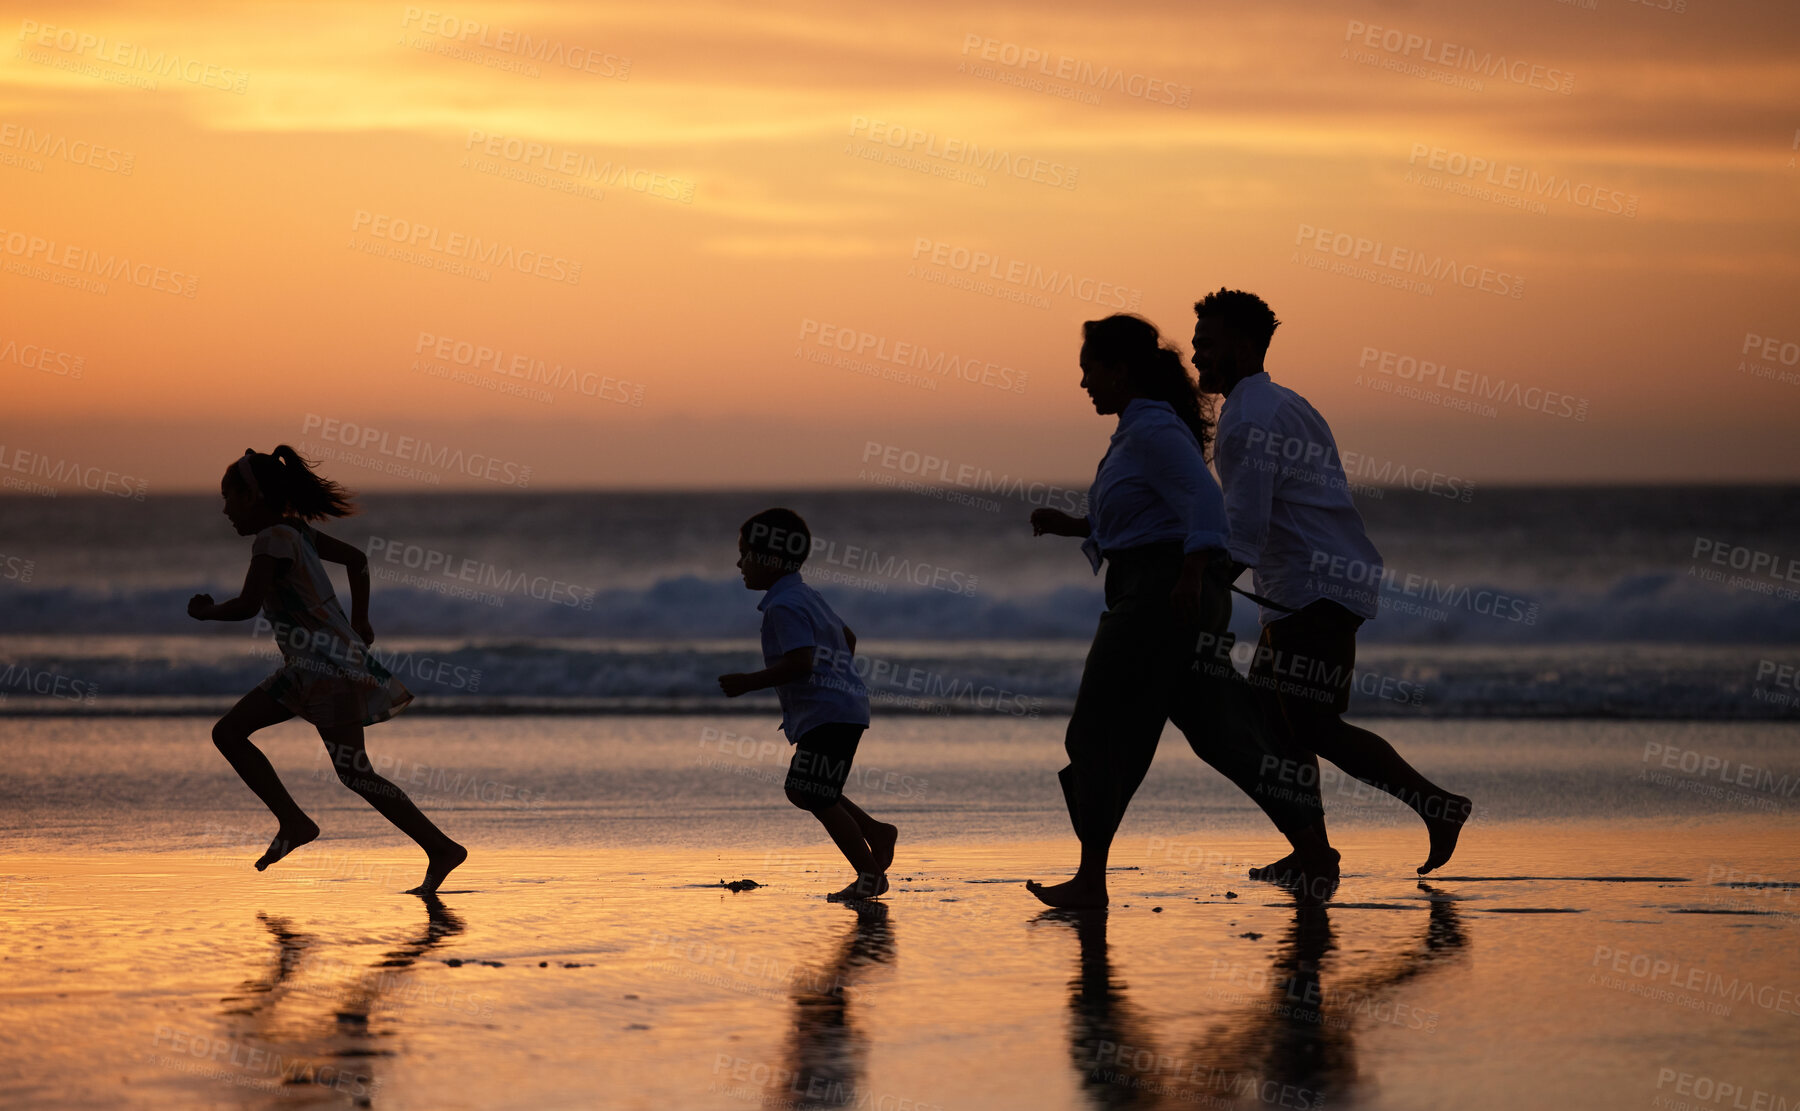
left=1194, top=288, right=1281, bottom=353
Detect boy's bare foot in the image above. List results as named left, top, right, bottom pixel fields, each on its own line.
left=827, top=873, right=888, bottom=901
left=1418, top=795, right=1472, bottom=875
left=406, top=840, right=468, bottom=895
left=867, top=823, right=899, bottom=873
left=1249, top=847, right=1340, bottom=884
left=1026, top=875, right=1108, bottom=909
left=254, top=819, right=319, bottom=871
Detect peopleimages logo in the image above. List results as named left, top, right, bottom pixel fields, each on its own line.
left=400, top=8, right=630, bottom=79
left=17, top=20, right=250, bottom=93
left=910, top=236, right=1142, bottom=309
left=848, top=116, right=1079, bottom=189
left=860, top=441, right=1085, bottom=514
left=0, top=338, right=84, bottom=379
left=1405, top=143, right=1637, bottom=218
left=958, top=34, right=1191, bottom=108
left=349, top=211, right=582, bottom=285
left=463, top=131, right=694, bottom=202
left=1343, top=20, right=1574, bottom=94
left=0, top=123, right=134, bottom=175
left=1295, top=224, right=1524, bottom=299
left=797, top=320, right=1027, bottom=394
left=413, top=331, right=645, bottom=405
left=1358, top=347, right=1587, bottom=420
left=0, top=227, right=199, bottom=297
left=1308, top=551, right=1539, bottom=625
left=365, top=537, right=596, bottom=610
left=300, top=414, right=531, bottom=487
left=0, top=444, right=147, bottom=498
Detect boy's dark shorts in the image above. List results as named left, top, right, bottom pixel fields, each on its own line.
left=784, top=722, right=865, bottom=812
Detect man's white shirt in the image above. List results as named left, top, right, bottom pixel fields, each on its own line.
left=1215, top=371, right=1383, bottom=624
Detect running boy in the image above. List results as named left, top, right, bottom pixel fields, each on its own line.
left=718, top=508, right=897, bottom=901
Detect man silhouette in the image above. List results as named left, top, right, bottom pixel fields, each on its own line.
left=1192, top=289, right=1471, bottom=879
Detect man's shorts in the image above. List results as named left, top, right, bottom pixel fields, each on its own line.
left=784, top=722, right=865, bottom=811
left=1253, top=599, right=1364, bottom=716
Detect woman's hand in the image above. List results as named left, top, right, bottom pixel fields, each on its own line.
left=1170, top=551, right=1226, bottom=630
left=353, top=618, right=376, bottom=646
left=187, top=594, right=215, bottom=620
left=1031, top=508, right=1089, bottom=537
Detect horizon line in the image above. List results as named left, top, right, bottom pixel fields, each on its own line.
left=6, top=479, right=1799, bottom=498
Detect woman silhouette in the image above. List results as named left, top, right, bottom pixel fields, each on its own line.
left=1026, top=316, right=1328, bottom=909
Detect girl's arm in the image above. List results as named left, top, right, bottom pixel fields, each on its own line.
left=188, top=555, right=281, bottom=622
left=842, top=624, right=857, bottom=654
left=309, top=528, right=375, bottom=642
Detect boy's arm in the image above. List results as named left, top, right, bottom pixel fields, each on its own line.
left=719, top=647, right=814, bottom=697
left=188, top=555, right=280, bottom=622
left=308, top=528, right=373, bottom=635
left=1028, top=508, right=1090, bottom=537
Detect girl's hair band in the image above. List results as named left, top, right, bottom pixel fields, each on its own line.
left=234, top=450, right=262, bottom=500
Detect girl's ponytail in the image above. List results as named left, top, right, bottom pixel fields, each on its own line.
left=269, top=445, right=356, bottom=519
left=225, top=446, right=357, bottom=519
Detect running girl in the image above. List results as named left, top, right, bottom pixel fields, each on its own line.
left=188, top=447, right=466, bottom=894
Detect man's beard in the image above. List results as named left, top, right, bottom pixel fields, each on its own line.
left=1201, top=351, right=1237, bottom=393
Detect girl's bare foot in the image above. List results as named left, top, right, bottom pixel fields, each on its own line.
left=1418, top=795, right=1472, bottom=875
left=867, top=823, right=899, bottom=873
left=254, top=819, right=320, bottom=871
left=1026, top=874, right=1108, bottom=909
left=827, top=873, right=888, bottom=901
left=406, top=840, right=468, bottom=895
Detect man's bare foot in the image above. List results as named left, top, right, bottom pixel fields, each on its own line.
left=867, top=823, right=899, bottom=873
left=405, top=840, right=468, bottom=895
left=254, top=819, right=319, bottom=871
left=1283, top=871, right=1341, bottom=907
left=1249, top=847, right=1341, bottom=884
left=1418, top=795, right=1472, bottom=875
left=827, top=873, right=888, bottom=901
left=1025, top=874, right=1108, bottom=909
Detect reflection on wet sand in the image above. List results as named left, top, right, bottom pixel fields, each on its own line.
left=211, top=895, right=466, bottom=1104
left=1045, top=883, right=1467, bottom=1110
left=775, top=901, right=896, bottom=1110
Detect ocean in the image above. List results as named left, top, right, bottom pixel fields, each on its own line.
left=0, top=486, right=1795, bottom=719
left=4, top=488, right=1798, bottom=1111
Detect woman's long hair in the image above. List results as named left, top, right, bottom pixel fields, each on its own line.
left=1081, top=314, right=1216, bottom=456
left=224, top=445, right=357, bottom=519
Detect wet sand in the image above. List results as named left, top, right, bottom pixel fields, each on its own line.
left=3, top=821, right=1796, bottom=1110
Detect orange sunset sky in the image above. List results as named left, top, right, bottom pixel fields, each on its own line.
left=2, top=0, right=1797, bottom=491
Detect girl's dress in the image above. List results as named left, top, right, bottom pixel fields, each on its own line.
left=253, top=520, right=412, bottom=728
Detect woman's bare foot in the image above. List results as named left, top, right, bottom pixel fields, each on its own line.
left=1418, top=795, right=1472, bottom=875
left=867, top=823, right=899, bottom=873
left=405, top=840, right=468, bottom=895
left=254, top=819, right=320, bottom=871
left=827, top=873, right=888, bottom=901
left=1249, top=847, right=1340, bottom=885
left=1026, top=874, right=1108, bottom=909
